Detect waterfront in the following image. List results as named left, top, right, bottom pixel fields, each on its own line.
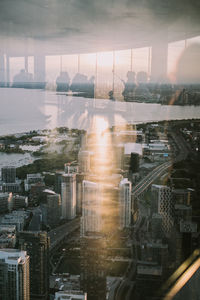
left=0, top=88, right=200, bottom=136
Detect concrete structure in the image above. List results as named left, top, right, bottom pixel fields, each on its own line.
left=61, top=174, right=76, bottom=220
left=18, top=231, right=50, bottom=300
left=54, top=291, right=87, bottom=300
left=119, top=178, right=131, bottom=229
left=151, top=184, right=174, bottom=234
left=0, top=249, right=30, bottom=300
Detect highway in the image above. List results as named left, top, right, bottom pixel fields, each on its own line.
left=133, top=161, right=172, bottom=197
left=48, top=218, right=80, bottom=251
left=132, top=130, right=190, bottom=199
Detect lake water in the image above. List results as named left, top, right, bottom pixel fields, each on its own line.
left=0, top=88, right=200, bottom=136
left=0, top=152, right=38, bottom=171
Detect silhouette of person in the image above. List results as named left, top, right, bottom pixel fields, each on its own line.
left=122, top=71, right=136, bottom=101
left=70, top=73, right=88, bottom=93
left=56, top=71, right=70, bottom=92
left=12, top=69, right=31, bottom=88
left=135, top=71, right=151, bottom=101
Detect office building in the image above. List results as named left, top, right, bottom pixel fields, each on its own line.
left=1, top=166, right=16, bottom=183
left=0, top=249, right=30, bottom=300
left=1, top=211, right=29, bottom=231
left=76, top=174, right=84, bottom=215
left=0, top=181, right=22, bottom=193
left=119, top=178, right=132, bottom=229
left=12, top=195, right=28, bottom=210
left=18, top=231, right=50, bottom=300
left=24, top=173, right=44, bottom=192
left=55, top=171, right=65, bottom=194
left=81, top=180, right=102, bottom=237
left=41, top=190, right=61, bottom=228
left=151, top=184, right=174, bottom=234
left=0, top=192, right=12, bottom=213
left=129, top=152, right=140, bottom=173
left=61, top=174, right=76, bottom=220
left=78, top=150, right=92, bottom=173
left=54, top=291, right=87, bottom=300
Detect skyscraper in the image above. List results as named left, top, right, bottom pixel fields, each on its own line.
left=61, top=174, right=76, bottom=220
left=40, top=191, right=61, bottom=228
left=0, top=192, right=12, bottom=213
left=129, top=152, right=139, bottom=173
left=55, top=171, right=65, bottom=195
left=81, top=180, right=102, bottom=237
left=0, top=249, right=30, bottom=300
left=119, top=178, right=132, bottom=229
left=18, top=231, right=50, bottom=300
left=1, top=166, right=16, bottom=183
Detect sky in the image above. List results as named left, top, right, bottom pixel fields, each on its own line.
left=0, top=0, right=200, bottom=55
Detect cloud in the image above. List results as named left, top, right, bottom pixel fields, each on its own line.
left=0, top=0, right=199, bottom=53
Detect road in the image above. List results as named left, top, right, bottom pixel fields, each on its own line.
left=48, top=217, right=80, bottom=251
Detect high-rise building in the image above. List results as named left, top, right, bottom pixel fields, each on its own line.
left=81, top=178, right=120, bottom=300
left=76, top=174, right=84, bottom=215
left=12, top=195, right=28, bottom=210
left=129, top=152, right=139, bottom=173
left=78, top=150, right=92, bottom=173
left=61, top=174, right=76, bottom=220
left=55, top=171, right=65, bottom=194
left=81, top=180, right=102, bottom=237
left=0, top=192, right=12, bottom=213
left=41, top=191, right=61, bottom=228
left=151, top=184, right=174, bottom=234
left=80, top=238, right=107, bottom=300
left=119, top=178, right=132, bottom=229
left=1, top=166, right=16, bottom=183
left=0, top=249, right=30, bottom=300
left=18, top=231, right=50, bottom=300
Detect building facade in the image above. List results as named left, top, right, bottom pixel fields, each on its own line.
left=0, top=249, right=30, bottom=300
left=61, top=174, right=76, bottom=220
left=18, top=231, right=50, bottom=300
left=119, top=178, right=132, bottom=229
